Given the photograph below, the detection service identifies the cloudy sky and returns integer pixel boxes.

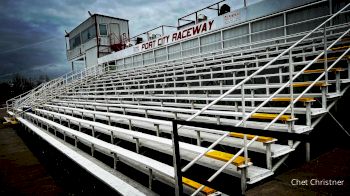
[0,0,255,81]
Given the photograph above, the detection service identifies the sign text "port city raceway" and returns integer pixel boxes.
[139,20,214,51]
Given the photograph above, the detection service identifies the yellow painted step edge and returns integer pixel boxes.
[272,97,315,102]
[317,55,350,62]
[205,150,248,166]
[230,132,274,143]
[304,68,344,74]
[182,177,216,195]
[251,113,291,121]
[330,45,350,51]
[3,117,18,125]
[292,81,327,87]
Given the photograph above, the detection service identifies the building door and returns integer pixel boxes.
[109,23,120,44]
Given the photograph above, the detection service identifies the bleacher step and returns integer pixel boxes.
[304,68,344,74]
[250,113,292,122]
[292,81,327,87]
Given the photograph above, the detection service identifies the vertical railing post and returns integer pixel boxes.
[243,134,248,165]
[241,83,246,126]
[289,50,294,119]
[324,24,328,92]
[171,121,183,196]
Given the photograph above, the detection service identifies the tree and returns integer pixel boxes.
[11,73,35,97]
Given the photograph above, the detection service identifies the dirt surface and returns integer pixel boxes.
[0,125,63,195]
[247,148,350,196]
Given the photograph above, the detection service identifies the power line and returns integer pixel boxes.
[0,35,62,55]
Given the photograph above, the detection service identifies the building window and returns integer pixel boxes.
[82,25,96,43]
[69,34,81,49]
[99,24,108,36]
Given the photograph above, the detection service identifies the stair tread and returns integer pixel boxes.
[304,68,344,73]
[229,132,275,143]
[271,97,315,102]
[330,45,350,51]
[205,150,249,166]
[292,81,327,87]
[251,113,291,121]
[317,55,350,62]
[182,177,217,195]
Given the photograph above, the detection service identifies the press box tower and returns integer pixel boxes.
[65,13,130,70]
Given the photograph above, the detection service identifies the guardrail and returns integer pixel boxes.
[171,119,311,195]
[6,63,107,115]
[171,3,350,195]
[182,2,350,129]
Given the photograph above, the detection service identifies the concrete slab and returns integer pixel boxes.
[247,148,350,196]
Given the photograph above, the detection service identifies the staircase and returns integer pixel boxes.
[6,2,350,195]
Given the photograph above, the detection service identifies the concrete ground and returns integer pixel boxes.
[0,122,63,195]
[247,148,350,196]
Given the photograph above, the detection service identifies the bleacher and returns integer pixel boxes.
[6,0,350,195]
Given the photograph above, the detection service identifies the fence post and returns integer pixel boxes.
[324,24,328,92]
[172,121,183,196]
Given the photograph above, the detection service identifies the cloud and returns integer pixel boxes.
[0,0,253,82]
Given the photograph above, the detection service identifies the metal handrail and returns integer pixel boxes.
[110,22,349,85]
[99,0,331,69]
[7,62,106,114]
[236,27,350,128]
[191,135,259,195]
[182,2,350,126]
[183,4,350,195]
[264,44,350,130]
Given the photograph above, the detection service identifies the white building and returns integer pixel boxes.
[65,13,130,70]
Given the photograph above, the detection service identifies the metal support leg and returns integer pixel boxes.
[336,71,341,94]
[235,102,239,120]
[145,110,148,118]
[321,86,327,110]
[110,131,114,144]
[129,120,132,130]
[287,121,294,147]
[134,138,140,153]
[92,126,95,137]
[305,102,312,126]
[306,142,310,162]
[91,144,95,157]
[216,116,220,125]
[74,136,78,147]
[196,130,201,146]
[240,167,247,195]
[265,77,270,96]
[113,153,118,170]
[265,143,272,170]
[279,67,283,83]
[149,168,153,189]
[155,124,160,137]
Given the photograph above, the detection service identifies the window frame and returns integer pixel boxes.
[99,23,108,36]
